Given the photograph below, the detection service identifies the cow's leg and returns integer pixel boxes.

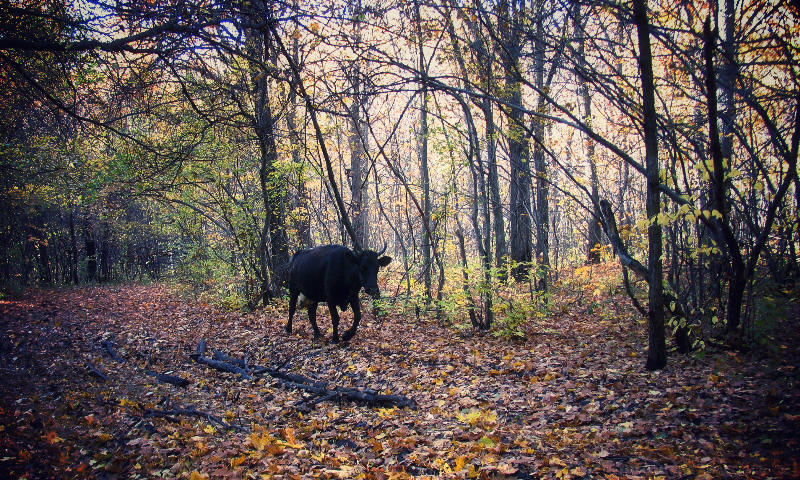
[286,289,298,334]
[308,302,322,339]
[327,302,341,343]
[342,295,361,343]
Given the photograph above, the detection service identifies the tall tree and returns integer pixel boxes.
[414,0,433,302]
[499,0,532,280]
[346,2,370,249]
[633,0,666,370]
[244,0,290,302]
[574,2,603,264]
[532,0,550,291]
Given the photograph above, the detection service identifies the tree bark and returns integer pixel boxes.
[99,220,111,282]
[286,14,311,248]
[703,18,746,333]
[633,0,666,371]
[68,210,79,284]
[532,0,550,291]
[414,0,432,303]
[347,39,369,250]
[84,220,96,282]
[248,1,289,302]
[574,2,603,264]
[500,0,532,281]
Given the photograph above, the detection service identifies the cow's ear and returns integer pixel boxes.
[378,256,392,267]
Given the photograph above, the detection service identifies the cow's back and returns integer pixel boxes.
[289,245,359,303]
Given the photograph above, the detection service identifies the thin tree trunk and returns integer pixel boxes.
[286,15,311,248]
[100,220,111,282]
[348,79,369,248]
[249,4,289,302]
[414,0,432,303]
[532,0,549,291]
[84,220,96,282]
[703,18,746,333]
[68,210,79,284]
[455,226,479,328]
[574,2,602,264]
[633,0,666,371]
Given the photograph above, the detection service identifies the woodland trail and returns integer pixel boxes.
[1,282,799,479]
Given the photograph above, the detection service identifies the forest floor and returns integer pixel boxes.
[1,267,799,479]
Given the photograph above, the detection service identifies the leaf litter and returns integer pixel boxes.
[0,280,798,479]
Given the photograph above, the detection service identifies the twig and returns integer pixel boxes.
[85,362,108,382]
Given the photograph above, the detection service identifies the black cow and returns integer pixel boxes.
[286,244,391,343]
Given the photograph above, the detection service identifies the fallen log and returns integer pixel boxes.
[144,369,191,388]
[101,339,124,362]
[193,355,252,380]
[254,367,327,388]
[269,373,416,409]
[85,362,108,382]
[212,349,248,369]
[198,342,417,410]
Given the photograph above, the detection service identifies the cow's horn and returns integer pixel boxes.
[377,243,387,256]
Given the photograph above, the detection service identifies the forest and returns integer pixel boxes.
[1,0,799,478]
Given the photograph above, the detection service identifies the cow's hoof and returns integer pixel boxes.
[331,336,340,344]
[285,326,292,335]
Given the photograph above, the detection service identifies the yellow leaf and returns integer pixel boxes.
[454,455,468,471]
[230,455,245,468]
[456,409,482,425]
[250,432,272,451]
[203,425,217,434]
[434,458,453,473]
[311,452,326,462]
[190,471,209,480]
[278,427,304,449]
[377,407,397,418]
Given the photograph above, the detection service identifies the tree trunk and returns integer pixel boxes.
[36,229,52,285]
[348,77,369,249]
[84,220,96,282]
[718,0,737,172]
[532,0,549,291]
[249,3,289,302]
[574,2,603,264]
[633,0,666,371]
[500,0,532,281]
[68,210,79,284]
[414,0,432,303]
[703,18,746,333]
[286,21,311,248]
[455,226,479,328]
[99,220,111,282]
[484,97,506,270]
[446,3,493,329]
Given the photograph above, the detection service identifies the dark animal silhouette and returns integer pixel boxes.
[286,244,391,342]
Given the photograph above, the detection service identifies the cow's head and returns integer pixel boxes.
[357,244,392,298]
